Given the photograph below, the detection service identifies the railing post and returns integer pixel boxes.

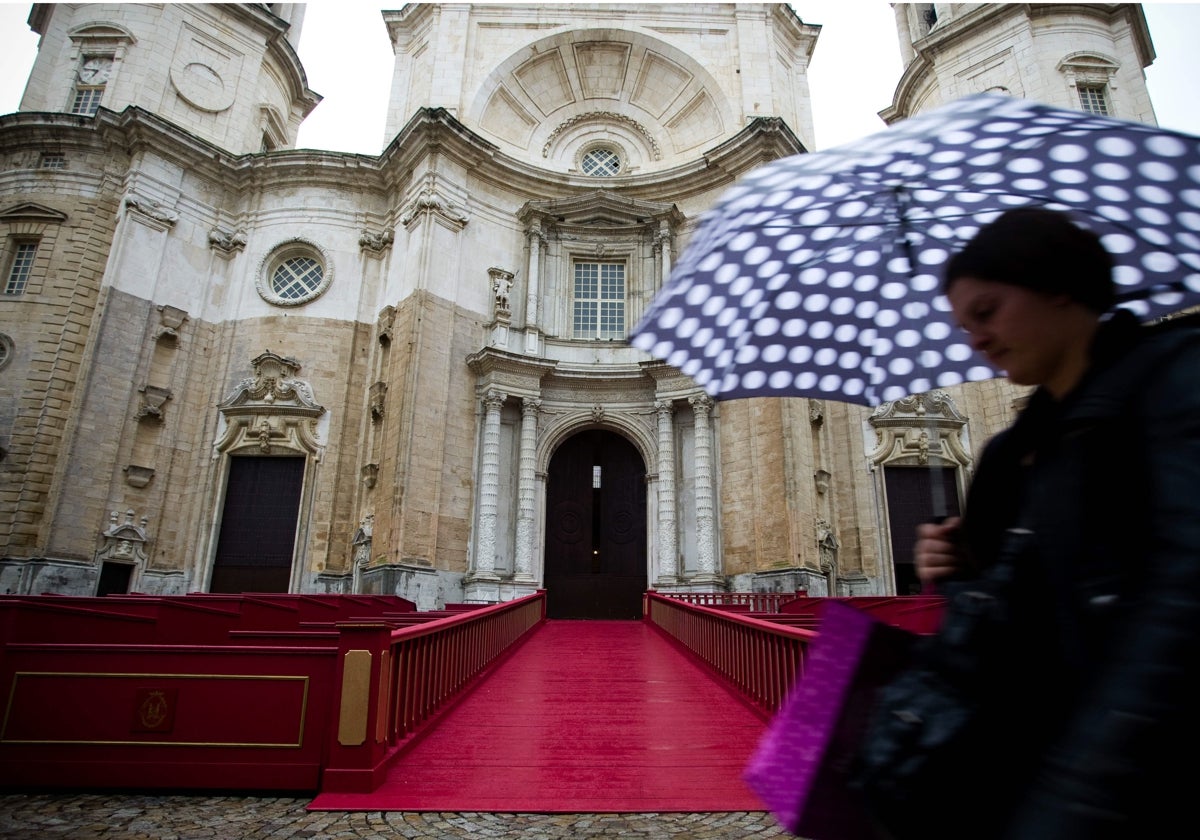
[322,621,393,793]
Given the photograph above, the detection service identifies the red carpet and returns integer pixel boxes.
[309,620,770,812]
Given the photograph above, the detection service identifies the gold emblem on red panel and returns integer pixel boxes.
[132,687,177,733]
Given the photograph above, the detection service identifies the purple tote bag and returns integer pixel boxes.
[744,601,915,839]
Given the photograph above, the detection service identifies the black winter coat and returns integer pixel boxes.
[955,310,1200,840]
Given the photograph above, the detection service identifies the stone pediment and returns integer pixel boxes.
[0,203,68,223]
[214,352,325,460]
[68,22,137,42]
[869,389,967,428]
[217,351,324,418]
[867,390,971,467]
[519,190,681,229]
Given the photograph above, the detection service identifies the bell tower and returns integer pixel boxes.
[883,3,1157,126]
[17,2,319,154]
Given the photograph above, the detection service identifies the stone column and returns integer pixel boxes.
[524,222,543,356]
[514,397,540,581]
[655,400,678,584]
[473,389,505,580]
[690,394,719,581]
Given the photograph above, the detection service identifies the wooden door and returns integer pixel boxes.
[210,456,305,593]
[884,465,961,595]
[544,430,646,619]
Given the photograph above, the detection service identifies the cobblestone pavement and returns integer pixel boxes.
[0,794,790,839]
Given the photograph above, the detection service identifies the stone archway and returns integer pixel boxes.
[207,351,326,593]
[543,429,646,619]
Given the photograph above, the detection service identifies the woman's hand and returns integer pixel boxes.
[915,516,967,589]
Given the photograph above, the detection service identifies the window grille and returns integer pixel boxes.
[39,153,66,169]
[573,262,626,339]
[271,256,324,301]
[1077,84,1110,116]
[5,241,37,295]
[581,147,621,177]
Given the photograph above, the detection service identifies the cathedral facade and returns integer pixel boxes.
[0,4,1158,615]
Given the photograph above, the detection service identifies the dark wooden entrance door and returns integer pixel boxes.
[884,465,961,595]
[210,456,305,593]
[544,430,646,619]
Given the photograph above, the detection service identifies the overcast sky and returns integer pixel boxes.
[1,2,1198,154]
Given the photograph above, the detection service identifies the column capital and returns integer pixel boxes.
[689,393,714,415]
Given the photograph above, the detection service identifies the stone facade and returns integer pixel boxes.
[0,3,1157,608]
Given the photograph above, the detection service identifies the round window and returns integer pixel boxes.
[0,333,12,371]
[273,255,322,301]
[256,240,332,306]
[581,146,621,177]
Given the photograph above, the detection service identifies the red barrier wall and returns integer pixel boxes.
[0,593,419,792]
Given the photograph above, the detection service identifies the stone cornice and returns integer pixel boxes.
[0,105,805,209]
[237,5,321,116]
[380,108,806,205]
[697,116,807,186]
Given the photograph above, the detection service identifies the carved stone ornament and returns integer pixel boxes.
[814,469,831,495]
[156,305,188,344]
[361,463,379,489]
[377,306,396,346]
[369,382,387,423]
[542,111,662,161]
[817,518,840,577]
[136,385,172,422]
[867,389,972,468]
[399,184,469,230]
[352,514,374,568]
[123,464,155,488]
[96,509,149,566]
[208,226,247,255]
[489,267,514,315]
[214,351,326,460]
[359,228,394,253]
[124,193,178,227]
[808,398,824,426]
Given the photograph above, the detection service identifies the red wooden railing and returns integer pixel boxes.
[777,595,946,634]
[1,588,942,795]
[654,590,806,613]
[0,591,545,794]
[321,590,546,793]
[645,592,946,718]
[644,591,815,718]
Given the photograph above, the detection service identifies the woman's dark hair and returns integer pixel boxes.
[942,207,1115,313]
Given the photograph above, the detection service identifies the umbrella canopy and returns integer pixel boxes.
[630,93,1200,406]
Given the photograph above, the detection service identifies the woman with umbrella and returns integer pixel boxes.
[883,207,1200,840]
[632,93,1200,839]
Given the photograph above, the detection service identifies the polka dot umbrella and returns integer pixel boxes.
[630,92,1200,406]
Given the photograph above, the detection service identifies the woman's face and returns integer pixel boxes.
[947,275,1092,395]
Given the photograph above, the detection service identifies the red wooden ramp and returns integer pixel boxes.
[309,620,769,813]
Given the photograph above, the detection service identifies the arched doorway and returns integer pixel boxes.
[544,429,646,619]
